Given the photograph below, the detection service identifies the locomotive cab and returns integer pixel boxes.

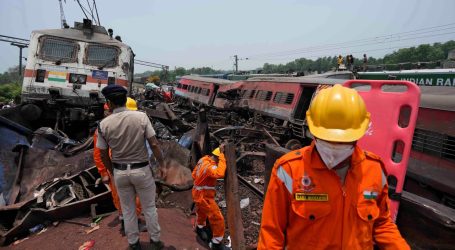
[20,20,134,139]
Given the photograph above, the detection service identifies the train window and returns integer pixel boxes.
[274,92,295,104]
[412,128,455,161]
[256,91,264,100]
[285,93,294,104]
[182,84,188,90]
[256,90,273,101]
[86,44,119,68]
[198,87,202,94]
[274,92,285,103]
[206,89,210,96]
[39,37,78,63]
[189,86,194,92]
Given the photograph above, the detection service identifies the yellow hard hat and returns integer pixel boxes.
[126,97,138,111]
[306,84,370,142]
[212,147,221,157]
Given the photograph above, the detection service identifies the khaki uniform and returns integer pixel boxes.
[97,107,160,244]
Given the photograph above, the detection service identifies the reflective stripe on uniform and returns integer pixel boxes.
[193,185,216,190]
[276,165,293,194]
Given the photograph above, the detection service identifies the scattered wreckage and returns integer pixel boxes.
[0,107,194,245]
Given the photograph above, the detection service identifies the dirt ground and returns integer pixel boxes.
[2,208,207,250]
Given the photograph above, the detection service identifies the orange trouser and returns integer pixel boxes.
[107,171,142,216]
[195,195,225,238]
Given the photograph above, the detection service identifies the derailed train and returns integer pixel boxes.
[175,74,455,248]
[176,74,353,149]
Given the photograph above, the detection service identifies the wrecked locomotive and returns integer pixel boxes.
[20,19,134,138]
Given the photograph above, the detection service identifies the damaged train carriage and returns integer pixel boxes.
[176,75,346,149]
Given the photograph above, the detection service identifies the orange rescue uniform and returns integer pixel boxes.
[258,142,410,250]
[192,154,227,239]
[93,131,141,215]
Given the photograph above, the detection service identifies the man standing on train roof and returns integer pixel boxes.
[337,55,344,71]
[93,98,145,235]
[97,85,165,250]
[258,84,410,250]
[192,145,230,250]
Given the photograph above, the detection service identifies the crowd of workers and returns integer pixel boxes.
[93,83,409,250]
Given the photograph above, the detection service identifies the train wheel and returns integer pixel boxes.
[20,104,42,121]
[285,139,302,150]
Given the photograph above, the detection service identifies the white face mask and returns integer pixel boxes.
[315,139,355,169]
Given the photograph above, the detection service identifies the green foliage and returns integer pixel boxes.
[135,66,226,83]
[0,83,21,103]
[0,66,23,103]
[0,66,23,85]
[262,40,455,74]
[136,40,455,81]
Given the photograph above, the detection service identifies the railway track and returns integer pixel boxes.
[237,174,264,200]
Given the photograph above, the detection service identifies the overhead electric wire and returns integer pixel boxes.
[246,31,455,62]
[251,42,452,62]
[246,22,455,60]
[249,29,455,60]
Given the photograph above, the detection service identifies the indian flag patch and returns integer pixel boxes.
[48,71,67,83]
[363,190,379,199]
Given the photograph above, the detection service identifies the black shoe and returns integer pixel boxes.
[209,242,230,250]
[129,241,142,250]
[196,227,209,242]
[204,226,213,241]
[150,240,164,250]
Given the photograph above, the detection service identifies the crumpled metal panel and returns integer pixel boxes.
[0,117,30,205]
[0,166,112,246]
[16,148,95,202]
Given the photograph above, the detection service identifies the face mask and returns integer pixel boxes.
[315,139,354,169]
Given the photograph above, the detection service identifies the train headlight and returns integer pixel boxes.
[69,73,87,85]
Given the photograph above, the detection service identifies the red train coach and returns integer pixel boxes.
[175,75,235,106]
[236,77,344,121]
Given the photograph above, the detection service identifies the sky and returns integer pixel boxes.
[0,0,454,73]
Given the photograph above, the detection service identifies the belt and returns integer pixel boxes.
[112,161,149,170]
[193,185,216,191]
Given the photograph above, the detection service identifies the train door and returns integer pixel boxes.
[293,86,317,120]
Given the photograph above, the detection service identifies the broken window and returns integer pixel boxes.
[86,44,119,68]
[39,36,78,63]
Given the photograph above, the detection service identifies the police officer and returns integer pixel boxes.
[258,85,410,249]
[97,85,164,250]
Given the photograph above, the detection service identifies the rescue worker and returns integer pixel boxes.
[337,55,344,70]
[97,85,165,250]
[258,84,410,250]
[192,145,229,250]
[93,98,143,234]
